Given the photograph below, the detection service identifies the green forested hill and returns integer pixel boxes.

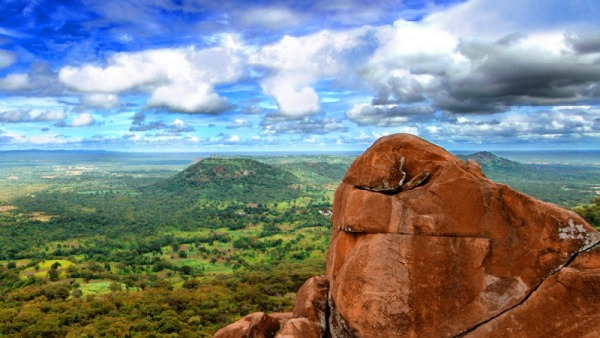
[153,157,302,203]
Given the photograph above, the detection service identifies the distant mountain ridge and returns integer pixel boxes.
[458,151,522,170]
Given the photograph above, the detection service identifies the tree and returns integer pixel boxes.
[180,265,192,275]
[109,281,122,292]
[47,268,59,281]
[7,261,16,269]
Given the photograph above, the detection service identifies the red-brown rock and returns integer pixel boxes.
[291,275,329,335]
[276,318,321,338]
[467,244,600,337]
[327,133,600,337]
[214,312,286,338]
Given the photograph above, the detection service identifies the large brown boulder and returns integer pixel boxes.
[216,133,600,337]
[327,133,600,337]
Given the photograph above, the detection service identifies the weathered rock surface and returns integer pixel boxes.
[216,133,600,338]
[213,312,287,338]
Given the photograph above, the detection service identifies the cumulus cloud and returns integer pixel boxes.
[261,114,347,134]
[0,73,30,91]
[0,109,67,123]
[71,113,96,127]
[147,82,233,114]
[58,36,244,114]
[565,29,600,54]
[81,93,120,109]
[346,103,435,126]
[55,113,96,127]
[0,110,32,122]
[34,111,66,121]
[252,28,369,117]
[0,63,61,95]
[227,118,252,129]
[356,13,600,123]
[171,118,194,132]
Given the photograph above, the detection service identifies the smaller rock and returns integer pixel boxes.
[292,275,329,335]
[214,312,284,338]
[276,318,321,338]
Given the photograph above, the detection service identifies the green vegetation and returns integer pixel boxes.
[0,150,598,337]
[574,197,600,227]
[461,151,600,208]
[0,152,351,337]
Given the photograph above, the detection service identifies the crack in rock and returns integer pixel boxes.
[455,240,600,338]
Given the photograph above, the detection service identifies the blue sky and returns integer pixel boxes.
[1,0,600,152]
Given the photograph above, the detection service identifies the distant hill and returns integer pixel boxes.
[153,157,301,202]
[458,151,522,171]
[279,161,351,185]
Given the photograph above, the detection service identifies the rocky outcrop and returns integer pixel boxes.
[214,312,288,338]
[216,134,600,337]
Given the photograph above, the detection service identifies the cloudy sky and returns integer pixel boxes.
[1,0,600,152]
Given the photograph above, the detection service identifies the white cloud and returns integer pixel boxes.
[0,63,61,95]
[171,118,194,132]
[261,79,320,117]
[34,111,66,121]
[252,28,368,117]
[227,118,252,128]
[357,11,600,119]
[81,93,120,109]
[0,110,31,122]
[58,35,245,114]
[227,134,240,142]
[0,73,30,91]
[0,130,69,145]
[147,81,230,113]
[29,135,68,145]
[0,50,16,69]
[420,107,600,144]
[70,113,95,127]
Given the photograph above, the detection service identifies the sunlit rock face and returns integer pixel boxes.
[216,133,600,338]
[327,133,600,337]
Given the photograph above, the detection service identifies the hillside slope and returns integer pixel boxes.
[458,151,522,171]
[153,157,301,203]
